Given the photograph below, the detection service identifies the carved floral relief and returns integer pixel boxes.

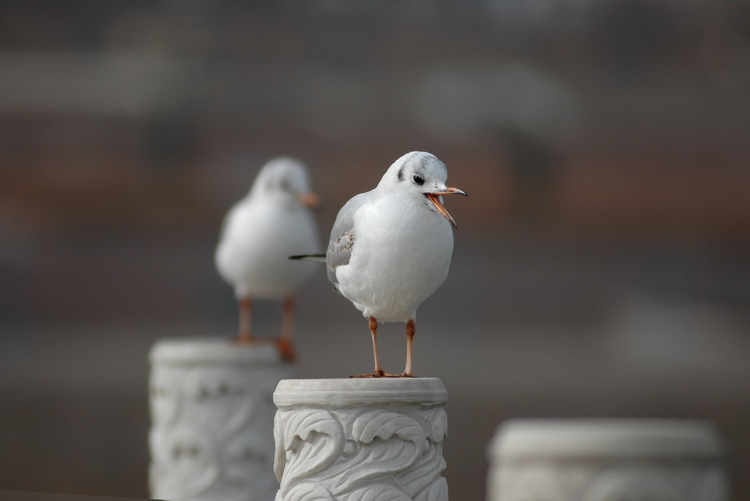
[149,349,291,501]
[274,404,448,501]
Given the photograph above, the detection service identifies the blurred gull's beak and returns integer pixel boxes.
[425,187,467,229]
[298,192,320,210]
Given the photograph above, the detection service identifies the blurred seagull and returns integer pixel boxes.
[216,157,321,361]
[292,151,466,377]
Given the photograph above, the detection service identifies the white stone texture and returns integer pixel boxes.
[273,378,449,501]
[149,338,293,501]
[487,419,729,501]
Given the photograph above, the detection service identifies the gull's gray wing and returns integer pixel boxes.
[326,191,372,285]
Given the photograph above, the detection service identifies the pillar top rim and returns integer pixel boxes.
[274,377,448,408]
[150,337,285,365]
[489,418,725,460]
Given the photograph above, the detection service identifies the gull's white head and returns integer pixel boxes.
[250,157,319,209]
[379,151,467,228]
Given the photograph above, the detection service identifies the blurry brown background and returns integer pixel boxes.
[1,1,749,499]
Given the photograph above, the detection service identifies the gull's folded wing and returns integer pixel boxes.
[325,191,372,285]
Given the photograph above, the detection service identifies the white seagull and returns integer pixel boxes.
[295,151,466,377]
[215,157,321,361]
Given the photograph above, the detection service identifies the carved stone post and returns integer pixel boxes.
[149,338,293,501]
[273,378,449,501]
[487,419,729,501]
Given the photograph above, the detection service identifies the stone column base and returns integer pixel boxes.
[487,418,729,501]
[149,337,293,501]
[273,378,449,501]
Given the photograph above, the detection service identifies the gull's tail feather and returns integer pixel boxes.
[289,253,327,263]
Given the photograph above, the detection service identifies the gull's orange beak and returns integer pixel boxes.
[297,192,320,210]
[425,187,467,229]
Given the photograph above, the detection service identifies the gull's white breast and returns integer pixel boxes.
[335,192,454,321]
[215,199,320,299]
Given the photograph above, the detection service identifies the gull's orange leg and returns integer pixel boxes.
[402,319,416,377]
[351,317,399,378]
[237,297,254,344]
[278,295,297,363]
[370,316,384,376]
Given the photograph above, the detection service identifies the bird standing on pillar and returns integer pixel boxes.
[215,157,321,361]
[295,152,466,377]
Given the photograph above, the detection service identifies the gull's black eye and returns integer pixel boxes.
[413,175,425,186]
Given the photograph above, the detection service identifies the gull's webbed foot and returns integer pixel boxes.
[349,371,402,378]
[235,333,257,345]
[277,337,297,363]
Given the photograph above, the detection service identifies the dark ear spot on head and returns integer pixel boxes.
[397,166,404,181]
[418,156,431,171]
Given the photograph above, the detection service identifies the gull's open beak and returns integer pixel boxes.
[298,192,321,210]
[425,187,467,229]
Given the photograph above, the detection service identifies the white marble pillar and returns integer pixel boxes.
[273,378,449,501]
[487,418,729,501]
[149,337,293,501]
